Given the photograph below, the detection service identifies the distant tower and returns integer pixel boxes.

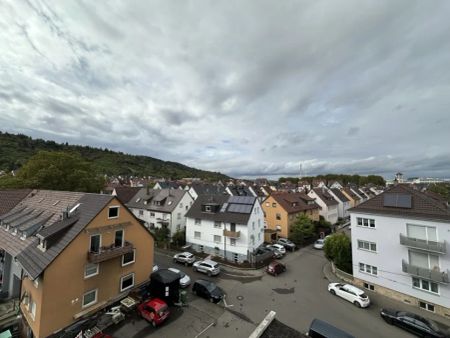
[299,163,303,179]
[395,172,404,183]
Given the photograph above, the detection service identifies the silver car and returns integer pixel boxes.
[193,259,220,276]
[168,268,191,287]
[173,252,196,266]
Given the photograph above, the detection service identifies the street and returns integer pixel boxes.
[108,245,417,338]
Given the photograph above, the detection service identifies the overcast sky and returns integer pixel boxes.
[1,1,449,179]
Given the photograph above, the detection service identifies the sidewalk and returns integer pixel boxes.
[322,261,448,325]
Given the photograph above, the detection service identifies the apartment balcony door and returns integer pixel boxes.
[409,250,439,270]
[230,223,236,232]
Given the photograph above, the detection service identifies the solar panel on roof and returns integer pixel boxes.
[227,203,253,214]
[228,196,255,205]
[383,193,412,208]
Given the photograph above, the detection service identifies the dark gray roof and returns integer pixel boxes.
[190,183,226,196]
[331,189,350,203]
[17,193,114,280]
[113,186,141,204]
[185,195,256,224]
[227,185,255,197]
[349,184,450,221]
[312,188,339,206]
[126,188,188,213]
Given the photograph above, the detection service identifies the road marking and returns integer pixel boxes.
[222,296,234,308]
[194,322,215,338]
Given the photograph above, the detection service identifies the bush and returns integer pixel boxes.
[323,233,352,273]
[171,229,186,247]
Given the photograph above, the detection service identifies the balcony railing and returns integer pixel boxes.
[156,217,170,224]
[402,260,449,284]
[88,241,134,264]
[399,234,446,254]
[223,229,241,238]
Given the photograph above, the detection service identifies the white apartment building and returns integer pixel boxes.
[308,188,339,224]
[327,188,351,219]
[350,184,450,318]
[185,195,264,263]
[126,188,194,236]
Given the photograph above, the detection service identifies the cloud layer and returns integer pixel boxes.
[1,0,449,179]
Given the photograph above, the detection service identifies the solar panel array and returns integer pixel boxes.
[228,196,256,205]
[383,193,412,208]
[227,203,253,214]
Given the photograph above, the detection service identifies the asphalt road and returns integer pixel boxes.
[153,247,414,338]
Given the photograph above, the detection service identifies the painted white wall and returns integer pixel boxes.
[307,190,339,224]
[185,200,264,257]
[350,211,450,309]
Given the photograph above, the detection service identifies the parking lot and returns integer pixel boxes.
[105,244,446,338]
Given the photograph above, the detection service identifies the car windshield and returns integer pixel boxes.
[422,318,440,332]
[206,283,218,292]
[359,293,368,299]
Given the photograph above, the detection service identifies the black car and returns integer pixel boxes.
[380,308,450,338]
[192,279,224,303]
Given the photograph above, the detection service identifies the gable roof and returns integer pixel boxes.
[312,188,339,206]
[17,193,114,280]
[331,188,350,203]
[343,187,361,201]
[185,195,257,224]
[349,184,450,221]
[113,186,141,204]
[126,188,187,213]
[190,183,226,196]
[0,189,32,216]
[270,192,319,214]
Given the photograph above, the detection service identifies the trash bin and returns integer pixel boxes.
[180,290,187,304]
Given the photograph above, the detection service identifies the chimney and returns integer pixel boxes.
[146,185,150,195]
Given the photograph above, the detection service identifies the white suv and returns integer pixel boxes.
[193,259,220,276]
[173,252,196,266]
[328,283,370,308]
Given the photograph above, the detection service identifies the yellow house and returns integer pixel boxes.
[262,192,320,242]
[340,187,362,208]
[6,191,155,338]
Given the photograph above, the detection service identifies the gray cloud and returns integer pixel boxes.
[1,0,450,179]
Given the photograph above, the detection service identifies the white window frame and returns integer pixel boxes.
[108,206,120,219]
[412,277,439,294]
[214,221,221,228]
[120,273,135,292]
[357,240,377,253]
[122,249,136,267]
[177,213,181,220]
[230,238,236,246]
[194,231,201,239]
[356,217,375,229]
[195,218,201,225]
[359,262,378,276]
[419,301,435,313]
[84,263,99,279]
[82,289,98,308]
[214,235,221,244]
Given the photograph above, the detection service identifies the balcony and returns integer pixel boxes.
[88,241,134,264]
[223,229,241,238]
[402,260,449,284]
[156,217,170,224]
[399,234,446,254]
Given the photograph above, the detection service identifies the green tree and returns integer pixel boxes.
[323,233,352,273]
[0,151,105,192]
[289,214,315,246]
[172,229,186,247]
[428,183,450,202]
[153,226,170,246]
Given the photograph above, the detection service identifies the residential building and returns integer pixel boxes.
[262,193,320,241]
[188,183,226,200]
[341,187,362,207]
[126,188,194,235]
[0,190,154,338]
[185,195,264,263]
[307,188,339,224]
[225,185,257,197]
[111,186,141,204]
[328,188,351,219]
[350,184,450,318]
[153,181,182,190]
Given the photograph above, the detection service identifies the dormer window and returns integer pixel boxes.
[205,205,211,212]
[38,239,47,252]
[20,232,27,240]
[168,201,173,206]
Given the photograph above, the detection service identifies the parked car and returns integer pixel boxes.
[308,319,356,338]
[277,238,296,251]
[193,259,220,276]
[380,309,450,338]
[152,265,159,273]
[264,246,284,259]
[137,298,170,327]
[266,260,286,276]
[328,283,370,308]
[168,268,191,288]
[313,239,325,249]
[192,279,224,303]
[173,252,196,266]
[269,243,286,255]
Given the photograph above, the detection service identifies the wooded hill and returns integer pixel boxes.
[0,131,229,181]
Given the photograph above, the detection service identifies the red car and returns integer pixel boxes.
[266,260,286,276]
[137,298,170,327]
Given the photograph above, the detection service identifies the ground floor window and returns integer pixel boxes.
[120,273,135,292]
[82,289,98,308]
[233,253,239,263]
[419,301,435,312]
[363,282,375,291]
[412,277,438,294]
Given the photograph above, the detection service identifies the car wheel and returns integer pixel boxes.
[353,301,361,308]
[207,271,212,277]
[193,267,197,272]
[384,317,393,325]
[173,258,177,263]
[209,297,214,303]
[330,289,336,295]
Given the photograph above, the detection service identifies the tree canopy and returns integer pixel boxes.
[279,174,385,186]
[323,233,352,273]
[428,183,450,202]
[0,151,105,192]
[289,214,316,245]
